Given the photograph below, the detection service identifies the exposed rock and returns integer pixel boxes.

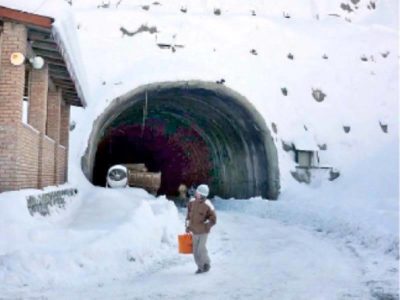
[340,3,353,12]
[291,169,311,184]
[214,8,221,15]
[250,49,258,55]
[329,169,340,181]
[312,88,326,102]
[282,140,294,152]
[343,126,351,133]
[120,25,158,37]
[281,87,288,96]
[271,122,278,134]
[157,43,184,52]
[368,1,376,9]
[287,53,294,60]
[97,1,110,8]
[379,122,388,133]
[318,144,327,150]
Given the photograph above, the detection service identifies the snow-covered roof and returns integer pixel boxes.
[292,132,319,151]
[0,3,88,107]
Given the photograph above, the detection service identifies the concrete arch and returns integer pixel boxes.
[82,81,280,199]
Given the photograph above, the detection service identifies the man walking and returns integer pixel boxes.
[185,184,217,274]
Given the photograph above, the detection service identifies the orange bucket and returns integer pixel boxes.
[178,233,193,254]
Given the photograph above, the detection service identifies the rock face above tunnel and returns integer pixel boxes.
[82,81,280,200]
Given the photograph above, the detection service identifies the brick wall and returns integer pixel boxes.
[0,21,72,192]
[57,145,67,184]
[46,89,61,141]
[0,22,27,192]
[60,101,70,182]
[47,89,62,184]
[39,135,56,188]
[15,123,40,189]
[0,24,2,69]
[28,66,48,133]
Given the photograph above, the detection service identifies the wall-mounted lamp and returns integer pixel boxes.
[10,52,25,66]
[10,52,45,69]
[29,56,45,69]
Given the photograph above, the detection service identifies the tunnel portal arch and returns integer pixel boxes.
[82,81,280,199]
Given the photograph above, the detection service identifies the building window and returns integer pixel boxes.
[22,68,31,123]
[295,150,314,168]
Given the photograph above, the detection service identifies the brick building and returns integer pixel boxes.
[0,6,86,192]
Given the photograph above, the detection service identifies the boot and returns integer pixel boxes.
[203,263,210,272]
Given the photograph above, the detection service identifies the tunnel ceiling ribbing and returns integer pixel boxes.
[83,81,280,199]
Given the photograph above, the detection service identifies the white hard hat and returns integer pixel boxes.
[196,184,209,197]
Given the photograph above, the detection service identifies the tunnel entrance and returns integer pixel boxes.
[83,81,280,199]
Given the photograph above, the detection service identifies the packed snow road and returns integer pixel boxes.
[115,213,372,300]
[31,212,370,299]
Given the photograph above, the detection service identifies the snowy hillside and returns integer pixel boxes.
[0,0,398,299]
[73,0,397,196]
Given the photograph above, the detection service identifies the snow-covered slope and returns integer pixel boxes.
[68,0,398,201]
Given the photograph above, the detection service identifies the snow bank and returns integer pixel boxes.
[0,186,181,289]
[213,182,399,296]
[213,138,398,256]
[215,192,398,256]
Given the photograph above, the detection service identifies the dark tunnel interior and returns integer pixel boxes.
[86,83,279,199]
[93,118,212,196]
